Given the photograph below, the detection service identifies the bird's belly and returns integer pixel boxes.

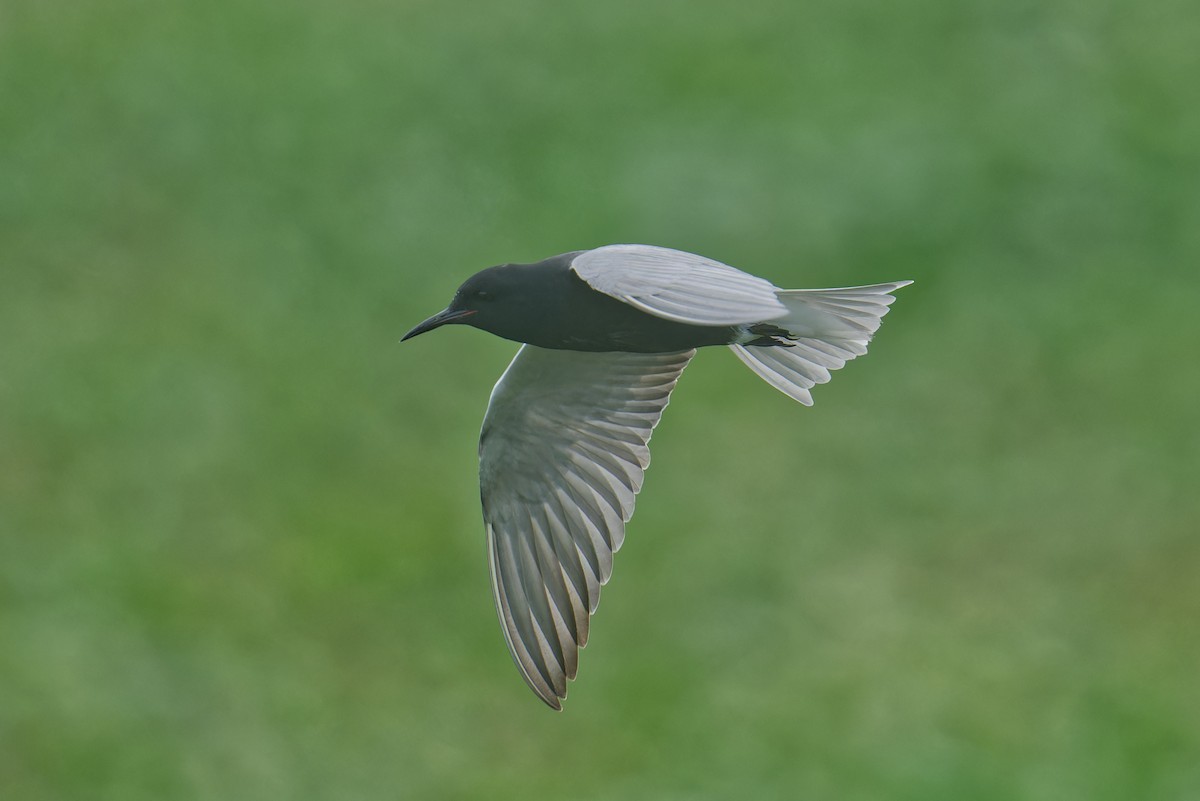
[548,319,737,353]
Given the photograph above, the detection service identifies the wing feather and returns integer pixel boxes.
[570,244,787,326]
[479,345,693,709]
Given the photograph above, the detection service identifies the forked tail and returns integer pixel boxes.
[729,281,912,405]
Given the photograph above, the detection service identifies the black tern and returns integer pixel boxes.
[403,244,912,709]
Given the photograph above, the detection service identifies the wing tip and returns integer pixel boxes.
[530,680,566,710]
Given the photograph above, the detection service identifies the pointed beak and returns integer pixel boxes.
[401,307,476,342]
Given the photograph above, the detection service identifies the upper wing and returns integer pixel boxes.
[478,345,694,709]
[570,244,787,326]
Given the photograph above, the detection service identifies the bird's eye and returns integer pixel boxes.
[475,290,491,301]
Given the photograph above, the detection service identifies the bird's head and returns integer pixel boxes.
[402,264,532,343]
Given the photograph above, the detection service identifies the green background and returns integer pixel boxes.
[3,1,1197,798]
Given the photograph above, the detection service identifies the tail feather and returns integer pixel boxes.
[730,281,911,405]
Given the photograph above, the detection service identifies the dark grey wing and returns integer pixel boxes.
[478,345,694,709]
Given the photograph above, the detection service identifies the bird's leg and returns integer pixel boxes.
[744,323,797,348]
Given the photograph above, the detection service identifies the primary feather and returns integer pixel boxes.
[479,345,694,709]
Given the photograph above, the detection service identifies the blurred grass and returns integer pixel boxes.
[2,0,1198,799]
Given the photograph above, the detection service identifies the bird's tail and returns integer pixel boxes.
[729,281,912,405]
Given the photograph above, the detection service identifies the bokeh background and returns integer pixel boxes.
[2,0,1198,798]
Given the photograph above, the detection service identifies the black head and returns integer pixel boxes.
[402,263,545,343]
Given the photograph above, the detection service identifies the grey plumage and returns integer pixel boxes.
[403,244,912,709]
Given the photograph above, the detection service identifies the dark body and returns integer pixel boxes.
[448,252,744,353]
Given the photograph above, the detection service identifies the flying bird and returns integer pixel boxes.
[402,244,911,709]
